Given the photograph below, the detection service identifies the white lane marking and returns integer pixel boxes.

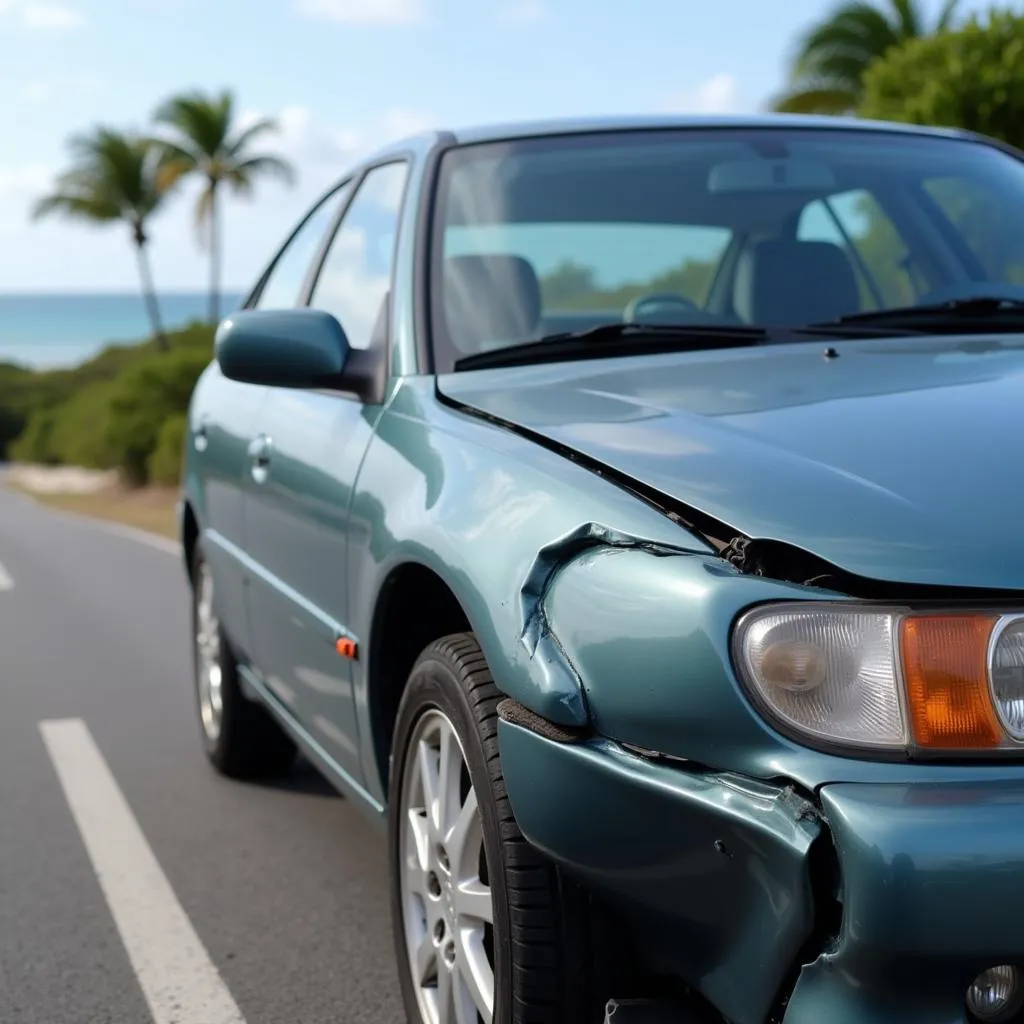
[0,560,12,590]
[39,719,247,1024]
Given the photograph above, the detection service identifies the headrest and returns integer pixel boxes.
[734,239,861,326]
[443,254,542,352]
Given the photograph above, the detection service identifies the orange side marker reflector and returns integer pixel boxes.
[901,615,1001,749]
[335,637,358,660]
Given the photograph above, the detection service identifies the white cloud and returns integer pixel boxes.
[295,0,422,25]
[500,0,545,23]
[0,0,83,30]
[660,73,744,115]
[22,81,49,102]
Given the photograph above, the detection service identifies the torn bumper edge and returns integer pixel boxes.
[496,714,826,1024]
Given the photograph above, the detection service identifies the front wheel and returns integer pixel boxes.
[388,633,600,1024]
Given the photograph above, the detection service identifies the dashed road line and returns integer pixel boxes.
[39,718,246,1024]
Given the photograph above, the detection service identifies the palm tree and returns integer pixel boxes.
[152,89,295,324]
[773,0,961,114]
[33,128,174,351]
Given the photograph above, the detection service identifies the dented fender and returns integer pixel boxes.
[518,523,693,724]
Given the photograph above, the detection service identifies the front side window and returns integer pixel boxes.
[430,128,1024,371]
[252,182,351,310]
[308,161,410,350]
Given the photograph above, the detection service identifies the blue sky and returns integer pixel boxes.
[0,0,992,292]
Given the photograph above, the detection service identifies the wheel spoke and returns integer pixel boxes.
[455,878,492,925]
[453,968,482,1024]
[437,724,463,840]
[412,932,436,986]
[446,786,479,880]
[407,808,431,877]
[417,738,441,836]
[436,963,454,1024]
[457,927,494,1021]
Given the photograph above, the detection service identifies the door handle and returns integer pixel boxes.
[193,418,209,453]
[247,434,273,484]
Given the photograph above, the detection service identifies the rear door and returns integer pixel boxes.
[195,182,350,661]
[243,160,411,787]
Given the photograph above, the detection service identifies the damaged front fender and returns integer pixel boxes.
[518,522,696,724]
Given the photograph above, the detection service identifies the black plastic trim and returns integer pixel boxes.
[414,132,458,376]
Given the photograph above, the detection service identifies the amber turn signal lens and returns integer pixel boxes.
[901,615,1002,749]
[335,637,358,660]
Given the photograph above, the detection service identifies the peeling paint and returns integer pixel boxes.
[518,522,697,721]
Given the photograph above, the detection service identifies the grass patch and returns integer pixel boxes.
[10,483,179,540]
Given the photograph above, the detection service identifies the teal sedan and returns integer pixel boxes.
[180,115,1024,1024]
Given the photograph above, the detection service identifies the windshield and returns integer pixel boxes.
[429,127,1024,371]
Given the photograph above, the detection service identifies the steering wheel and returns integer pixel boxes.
[624,293,700,324]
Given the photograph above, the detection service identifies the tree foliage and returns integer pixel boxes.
[859,9,1024,149]
[773,0,960,114]
[32,129,176,348]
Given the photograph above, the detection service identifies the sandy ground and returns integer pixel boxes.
[1,464,179,539]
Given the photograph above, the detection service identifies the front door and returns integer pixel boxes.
[244,159,411,787]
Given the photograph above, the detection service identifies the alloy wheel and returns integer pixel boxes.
[399,708,495,1024]
[194,561,223,743]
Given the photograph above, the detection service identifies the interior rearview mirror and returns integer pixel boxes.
[215,308,352,389]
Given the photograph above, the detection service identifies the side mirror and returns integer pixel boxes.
[215,308,351,389]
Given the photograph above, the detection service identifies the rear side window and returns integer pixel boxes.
[798,190,917,308]
[253,183,351,310]
[307,161,410,350]
[925,175,1024,285]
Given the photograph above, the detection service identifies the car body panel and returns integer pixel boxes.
[184,364,268,657]
[437,335,1024,591]
[243,388,383,780]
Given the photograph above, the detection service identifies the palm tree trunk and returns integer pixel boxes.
[208,179,221,324]
[134,235,168,352]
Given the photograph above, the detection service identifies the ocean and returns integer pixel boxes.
[0,292,246,370]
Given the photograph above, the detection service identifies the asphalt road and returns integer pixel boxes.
[0,486,405,1024]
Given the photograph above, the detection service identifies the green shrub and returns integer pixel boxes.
[3,323,215,477]
[860,10,1024,149]
[9,408,59,464]
[147,413,187,486]
[104,347,211,485]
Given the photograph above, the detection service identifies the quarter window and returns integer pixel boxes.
[253,183,351,310]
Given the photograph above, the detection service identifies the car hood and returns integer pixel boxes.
[437,336,1024,591]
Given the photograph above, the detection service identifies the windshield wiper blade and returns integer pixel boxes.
[452,322,768,371]
[814,295,1024,332]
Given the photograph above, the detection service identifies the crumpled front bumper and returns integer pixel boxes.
[498,716,1024,1024]
[786,781,1024,1024]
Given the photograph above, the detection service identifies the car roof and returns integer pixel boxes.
[363,113,977,167]
[446,113,972,145]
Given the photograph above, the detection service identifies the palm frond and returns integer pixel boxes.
[772,85,858,115]
[227,154,296,191]
[936,0,961,31]
[224,117,280,160]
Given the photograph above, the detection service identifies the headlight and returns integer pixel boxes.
[733,603,1024,754]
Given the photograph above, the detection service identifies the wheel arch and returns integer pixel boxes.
[181,498,200,581]
[365,559,474,795]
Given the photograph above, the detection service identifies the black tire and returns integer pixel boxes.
[388,632,603,1024]
[190,541,296,779]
